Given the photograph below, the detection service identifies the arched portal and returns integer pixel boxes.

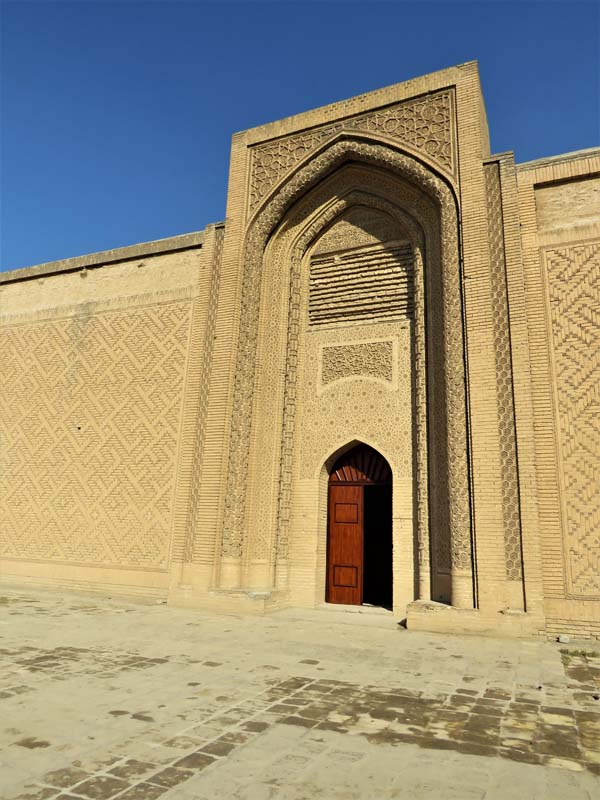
[218,136,474,612]
[327,444,393,608]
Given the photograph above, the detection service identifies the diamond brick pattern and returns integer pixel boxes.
[545,241,600,597]
[0,301,192,569]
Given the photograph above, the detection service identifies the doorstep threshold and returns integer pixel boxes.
[317,602,393,615]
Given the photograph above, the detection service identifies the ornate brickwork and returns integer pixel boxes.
[412,247,430,596]
[321,341,394,386]
[484,163,523,580]
[544,241,600,598]
[3,65,599,637]
[300,327,412,478]
[249,90,456,212]
[270,190,421,568]
[0,299,192,569]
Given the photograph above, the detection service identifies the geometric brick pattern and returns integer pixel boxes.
[249,90,455,212]
[484,163,523,580]
[544,241,600,598]
[0,300,191,570]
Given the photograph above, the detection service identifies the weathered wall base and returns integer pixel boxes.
[0,560,169,599]
[406,601,545,638]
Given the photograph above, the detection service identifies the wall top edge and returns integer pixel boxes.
[233,61,479,147]
[0,228,223,285]
[516,147,600,172]
[485,151,515,164]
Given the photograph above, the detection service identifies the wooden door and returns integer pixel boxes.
[326,484,363,605]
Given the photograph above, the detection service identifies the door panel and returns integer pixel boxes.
[333,565,359,587]
[327,484,363,604]
[334,503,359,523]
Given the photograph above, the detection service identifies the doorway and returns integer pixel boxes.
[326,444,393,608]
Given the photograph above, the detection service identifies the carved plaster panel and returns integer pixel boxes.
[320,340,395,388]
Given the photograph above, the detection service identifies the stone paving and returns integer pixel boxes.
[1,589,599,799]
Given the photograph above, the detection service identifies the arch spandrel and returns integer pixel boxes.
[219,137,473,609]
[245,133,460,246]
[247,87,459,217]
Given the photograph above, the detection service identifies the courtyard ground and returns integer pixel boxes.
[0,587,599,800]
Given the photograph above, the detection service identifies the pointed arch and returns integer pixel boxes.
[267,174,429,592]
[329,444,392,485]
[321,436,397,482]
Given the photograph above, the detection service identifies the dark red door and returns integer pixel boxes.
[326,484,363,604]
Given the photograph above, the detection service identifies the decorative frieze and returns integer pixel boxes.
[484,162,523,581]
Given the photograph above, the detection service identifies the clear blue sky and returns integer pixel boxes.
[1,0,599,271]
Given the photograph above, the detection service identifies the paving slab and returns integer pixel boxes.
[0,588,599,799]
